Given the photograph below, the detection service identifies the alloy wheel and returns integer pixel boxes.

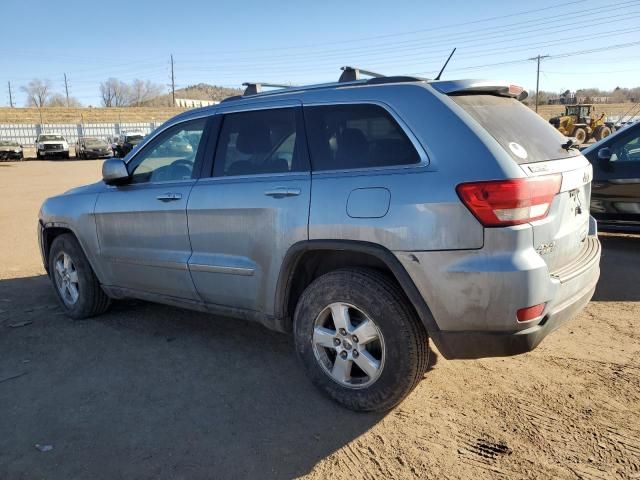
[312,302,385,389]
[53,252,80,305]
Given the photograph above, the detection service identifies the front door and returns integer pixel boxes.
[187,105,310,313]
[94,117,210,299]
[591,127,640,226]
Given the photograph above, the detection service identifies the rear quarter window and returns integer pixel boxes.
[451,95,579,164]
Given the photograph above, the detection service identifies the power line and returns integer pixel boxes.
[188,0,591,56]
[410,39,640,76]
[177,23,640,77]
[180,0,640,64]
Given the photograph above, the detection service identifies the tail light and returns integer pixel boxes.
[456,174,561,227]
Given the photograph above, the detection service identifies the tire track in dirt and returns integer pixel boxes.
[488,384,640,479]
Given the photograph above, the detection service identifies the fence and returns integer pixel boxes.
[0,122,164,146]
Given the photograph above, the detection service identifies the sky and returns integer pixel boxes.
[1,0,639,107]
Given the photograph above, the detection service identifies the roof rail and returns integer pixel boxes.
[242,82,295,96]
[339,66,385,82]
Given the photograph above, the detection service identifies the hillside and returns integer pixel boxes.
[143,83,243,107]
[0,107,188,124]
[0,102,634,125]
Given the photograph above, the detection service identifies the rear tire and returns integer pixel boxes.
[573,127,587,144]
[48,233,111,319]
[294,268,429,412]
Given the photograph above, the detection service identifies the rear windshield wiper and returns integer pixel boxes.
[561,139,580,151]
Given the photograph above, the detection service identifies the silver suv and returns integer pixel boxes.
[38,72,601,411]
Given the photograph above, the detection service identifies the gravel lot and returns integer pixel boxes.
[0,159,639,479]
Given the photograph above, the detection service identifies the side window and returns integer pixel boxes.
[129,118,207,184]
[214,108,304,176]
[611,133,640,163]
[304,104,421,171]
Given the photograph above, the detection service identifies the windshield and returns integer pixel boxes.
[86,139,107,147]
[126,135,144,143]
[452,94,580,163]
[39,135,65,142]
[0,141,19,147]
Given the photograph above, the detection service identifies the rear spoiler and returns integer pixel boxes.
[430,79,528,101]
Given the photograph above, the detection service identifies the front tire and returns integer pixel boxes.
[573,127,587,144]
[48,234,111,319]
[294,268,429,412]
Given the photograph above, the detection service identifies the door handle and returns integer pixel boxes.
[264,187,301,198]
[156,192,183,202]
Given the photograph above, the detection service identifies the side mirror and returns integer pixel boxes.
[102,158,130,185]
[597,147,612,161]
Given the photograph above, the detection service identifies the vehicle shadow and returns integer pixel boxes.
[0,274,436,479]
[592,233,640,302]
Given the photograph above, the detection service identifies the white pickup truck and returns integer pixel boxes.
[35,133,70,159]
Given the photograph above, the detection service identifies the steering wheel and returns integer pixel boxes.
[618,146,630,162]
[172,159,194,168]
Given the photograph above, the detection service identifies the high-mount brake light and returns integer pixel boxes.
[508,84,524,96]
[456,174,561,227]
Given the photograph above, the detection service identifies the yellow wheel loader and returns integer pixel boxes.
[548,104,611,144]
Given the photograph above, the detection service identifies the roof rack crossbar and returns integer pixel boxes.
[339,66,385,83]
[242,82,295,96]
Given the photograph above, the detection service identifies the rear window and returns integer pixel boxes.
[304,104,421,171]
[451,95,579,164]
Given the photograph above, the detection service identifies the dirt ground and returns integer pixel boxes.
[0,160,638,480]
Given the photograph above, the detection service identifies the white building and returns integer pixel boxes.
[175,98,219,108]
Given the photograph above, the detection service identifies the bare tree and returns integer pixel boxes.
[21,79,52,107]
[48,93,82,107]
[129,79,163,106]
[100,79,115,107]
[100,78,131,107]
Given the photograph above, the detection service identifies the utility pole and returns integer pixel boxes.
[64,73,70,107]
[170,54,175,107]
[8,81,14,108]
[528,54,549,113]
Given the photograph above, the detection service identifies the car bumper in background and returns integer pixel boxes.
[0,151,23,160]
[84,152,112,159]
[39,150,68,156]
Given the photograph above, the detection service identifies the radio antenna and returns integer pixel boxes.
[435,48,456,81]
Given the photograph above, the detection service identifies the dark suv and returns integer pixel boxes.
[114,132,145,157]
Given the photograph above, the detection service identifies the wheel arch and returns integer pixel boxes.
[275,240,440,335]
[40,222,96,276]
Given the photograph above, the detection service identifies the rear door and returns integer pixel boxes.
[186,103,311,313]
[589,126,640,226]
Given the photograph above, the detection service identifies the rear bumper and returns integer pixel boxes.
[431,269,598,359]
[396,226,601,360]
